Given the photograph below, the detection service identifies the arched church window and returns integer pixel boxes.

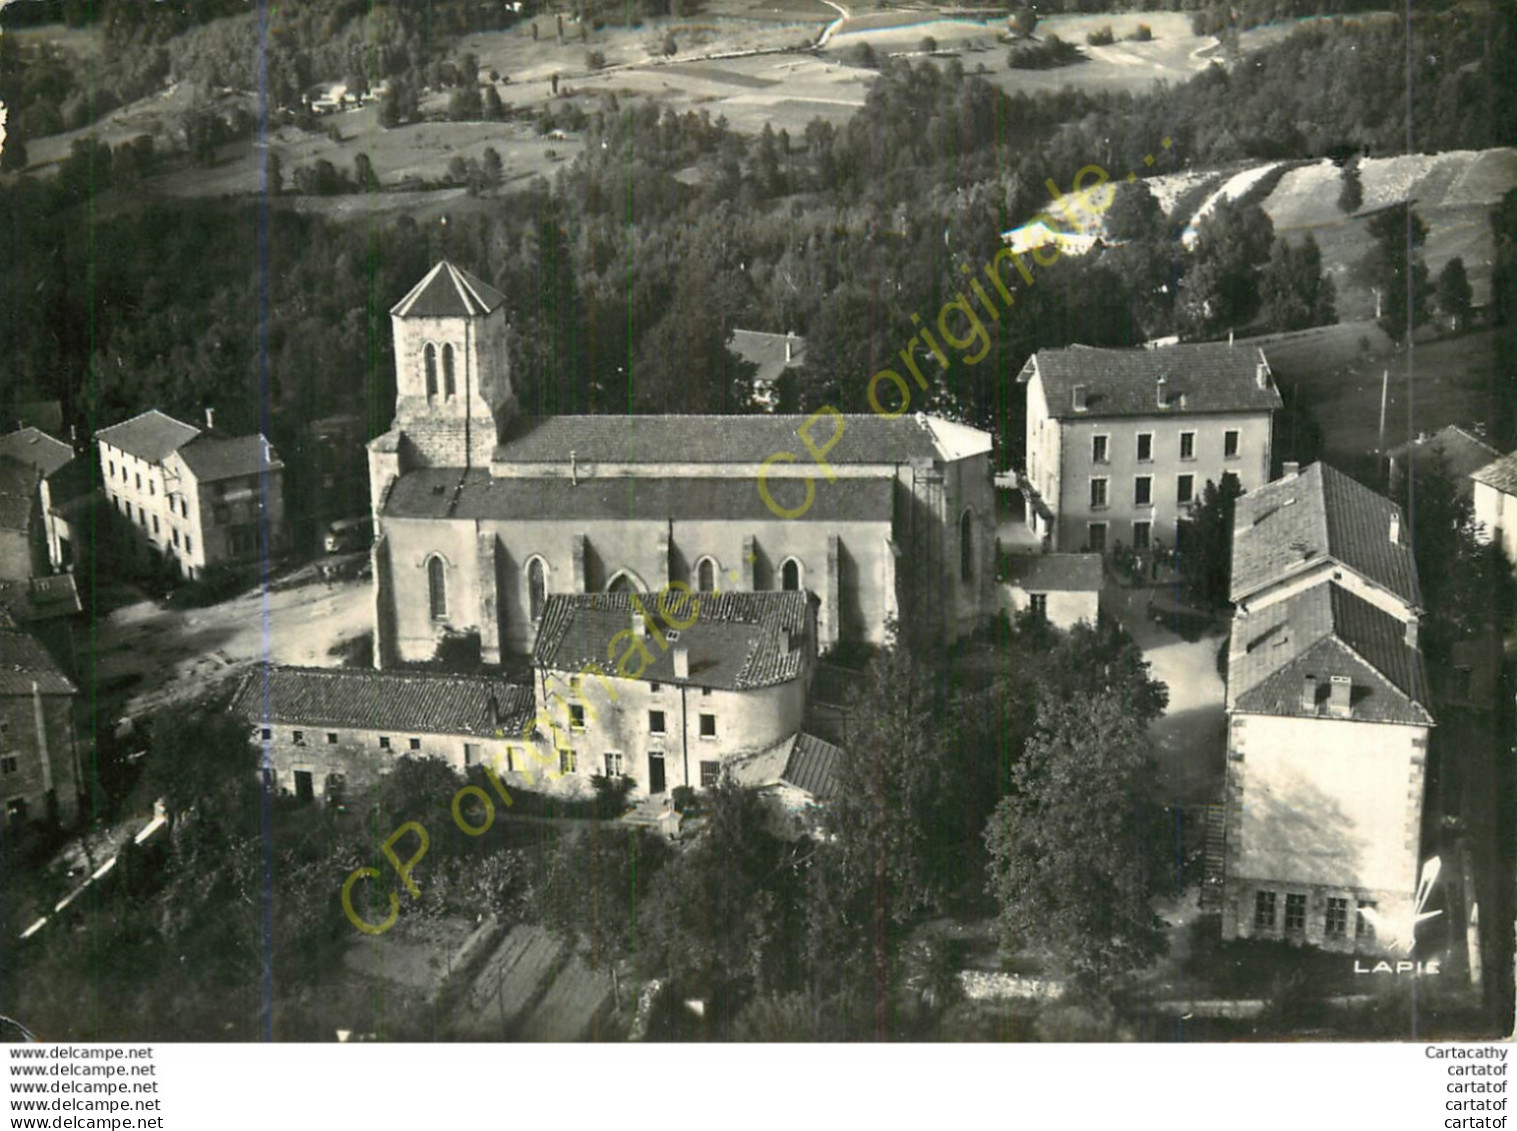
[428,556,447,620]
[696,557,716,593]
[424,343,438,400]
[528,558,547,621]
[960,508,974,584]
[443,344,457,399]
[781,558,802,592]
[607,573,634,595]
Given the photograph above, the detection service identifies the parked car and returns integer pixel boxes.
[324,516,373,554]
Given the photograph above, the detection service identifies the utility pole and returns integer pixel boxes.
[1377,368,1389,455]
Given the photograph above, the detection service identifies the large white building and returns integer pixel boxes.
[1019,342,1280,553]
[96,409,286,580]
[1221,462,1432,953]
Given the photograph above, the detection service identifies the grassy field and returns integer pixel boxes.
[1249,320,1498,472]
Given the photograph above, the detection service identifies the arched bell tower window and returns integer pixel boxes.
[527,557,547,622]
[427,556,448,620]
[442,343,457,399]
[607,572,635,595]
[424,343,438,400]
[696,557,717,593]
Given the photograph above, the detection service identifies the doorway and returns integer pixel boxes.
[648,752,666,795]
[294,770,314,803]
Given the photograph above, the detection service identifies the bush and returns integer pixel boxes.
[1007,34,1083,70]
[850,42,879,69]
[919,35,937,53]
[591,773,636,818]
[662,31,678,56]
[1087,25,1114,46]
[1128,23,1153,41]
[585,49,607,70]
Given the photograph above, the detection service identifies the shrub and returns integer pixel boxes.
[919,35,937,53]
[850,41,879,69]
[1007,34,1083,70]
[1128,23,1153,41]
[585,49,607,70]
[1086,25,1114,46]
[662,31,678,56]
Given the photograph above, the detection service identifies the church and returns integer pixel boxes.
[367,262,999,668]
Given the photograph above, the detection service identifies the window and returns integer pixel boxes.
[700,761,720,788]
[181,499,189,518]
[1224,430,1240,459]
[443,344,456,399]
[1134,476,1152,506]
[1133,521,1151,550]
[109,461,115,478]
[960,509,975,583]
[1285,892,1307,933]
[379,736,391,750]
[650,682,661,694]
[699,713,716,739]
[408,737,422,751]
[260,728,272,741]
[138,506,146,526]
[1087,522,1107,553]
[0,756,16,775]
[506,748,519,773]
[1091,434,1109,464]
[528,558,547,621]
[1029,593,1047,619]
[173,529,180,548]
[1325,897,1348,938]
[697,557,716,593]
[135,473,142,490]
[1180,431,1196,461]
[649,710,666,735]
[1089,478,1108,509]
[700,686,712,697]
[1254,890,1277,931]
[464,743,480,767]
[569,704,586,730]
[604,751,623,776]
[185,536,193,554]
[1177,474,1194,505]
[425,343,438,398]
[428,556,447,620]
[559,748,577,775]
[292,730,305,746]
[152,515,160,535]
[1136,433,1153,462]
[781,559,801,591]
[149,479,155,496]
[325,732,339,745]
[1356,901,1377,939]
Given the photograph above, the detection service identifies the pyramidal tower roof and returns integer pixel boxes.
[391,261,507,319]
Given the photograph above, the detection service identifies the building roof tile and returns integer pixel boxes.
[726,329,806,389]
[1471,449,1517,494]
[391,261,507,319]
[780,732,844,802]
[1019,342,1282,420]
[1231,463,1419,607]
[533,590,810,692]
[1387,425,1499,486]
[1229,582,1432,725]
[999,552,1103,592]
[0,458,38,533]
[0,428,74,479]
[229,665,534,738]
[383,468,894,525]
[491,413,989,466]
[95,409,201,464]
[0,629,75,696]
[176,433,284,483]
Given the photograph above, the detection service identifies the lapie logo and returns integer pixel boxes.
[1353,857,1443,975]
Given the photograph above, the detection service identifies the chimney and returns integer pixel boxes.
[1301,676,1318,713]
[1072,384,1088,413]
[632,609,646,639]
[785,334,795,363]
[1388,508,1401,544]
[1255,362,1269,390]
[1156,376,1168,408]
[673,643,689,679]
[1283,461,1300,478]
[205,407,215,430]
[1405,617,1419,649]
[1328,675,1352,718]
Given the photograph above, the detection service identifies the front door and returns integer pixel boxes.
[294,770,314,803]
[648,752,666,795]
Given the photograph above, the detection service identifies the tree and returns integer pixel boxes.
[1364,202,1430,342]
[448,83,484,121]
[1010,4,1037,38]
[484,84,505,121]
[378,75,417,128]
[264,149,283,195]
[481,146,503,189]
[539,825,669,970]
[1260,233,1337,332]
[1438,256,1473,329]
[353,151,378,192]
[0,132,27,174]
[984,692,1166,992]
[1338,158,1363,214]
[1105,180,1162,243]
[1177,199,1275,338]
[1181,471,1244,608]
[140,701,260,821]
